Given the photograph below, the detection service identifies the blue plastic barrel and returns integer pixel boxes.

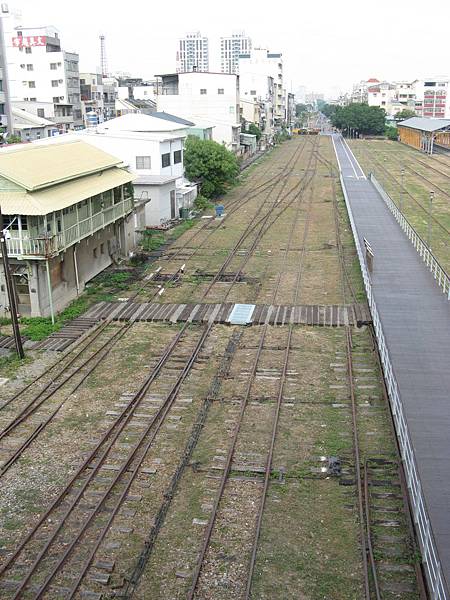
[215,204,225,217]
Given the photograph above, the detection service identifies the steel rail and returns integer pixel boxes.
[345,326,371,600]
[0,321,191,581]
[29,324,213,600]
[187,139,319,599]
[244,147,319,597]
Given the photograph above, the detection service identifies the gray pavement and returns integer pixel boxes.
[332,134,450,590]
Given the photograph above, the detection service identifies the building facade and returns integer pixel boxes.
[7,25,82,131]
[0,140,135,318]
[413,78,450,119]
[176,32,209,73]
[220,32,251,74]
[239,49,284,129]
[156,71,241,150]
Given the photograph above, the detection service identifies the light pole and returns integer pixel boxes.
[428,190,434,249]
[400,168,405,213]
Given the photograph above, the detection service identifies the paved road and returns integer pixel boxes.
[333,134,450,592]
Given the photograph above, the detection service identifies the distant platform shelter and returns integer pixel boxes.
[397,117,450,154]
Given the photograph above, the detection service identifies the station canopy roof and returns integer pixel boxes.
[398,117,450,132]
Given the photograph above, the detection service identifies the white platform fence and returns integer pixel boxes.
[370,172,450,300]
[340,172,448,600]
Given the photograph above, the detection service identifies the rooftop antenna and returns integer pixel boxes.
[99,34,108,77]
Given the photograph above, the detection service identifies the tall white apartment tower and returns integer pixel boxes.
[176,32,209,73]
[220,32,252,74]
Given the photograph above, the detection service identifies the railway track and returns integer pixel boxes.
[0,136,427,599]
[0,320,214,599]
[185,148,320,599]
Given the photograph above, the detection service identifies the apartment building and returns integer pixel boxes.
[220,32,252,74]
[7,25,82,131]
[414,78,450,119]
[176,32,209,73]
[239,49,284,128]
[80,72,104,127]
[156,71,241,150]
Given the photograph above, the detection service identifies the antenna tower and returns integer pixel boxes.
[99,34,108,77]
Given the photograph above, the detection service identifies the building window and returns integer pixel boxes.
[30,97,36,101]
[51,80,59,87]
[93,247,98,258]
[250,90,256,95]
[26,64,33,71]
[100,243,105,254]
[25,47,32,54]
[173,150,182,164]
[28,81,36,88]
[37,108,45,118]
[162,153,171,168]
[200,88,207,95]
[50,63,57,70]
[0,104,5,115]
[136,155,151,169]
[53,96,60,103]
[218,88,224,94]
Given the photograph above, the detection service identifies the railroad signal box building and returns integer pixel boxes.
[0,141,135,318]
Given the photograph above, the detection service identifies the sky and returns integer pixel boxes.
[9,0,450,98]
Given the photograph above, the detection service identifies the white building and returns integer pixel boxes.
[239,49,284,128]
[6,25,82,131]
[220,32,252,74]
[351,78,380,103]
[176,32,209,73]
[156,72,241,151]
[12,106,57,141]
[32,113,197,228]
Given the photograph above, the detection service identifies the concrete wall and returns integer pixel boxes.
[138,181,177,226]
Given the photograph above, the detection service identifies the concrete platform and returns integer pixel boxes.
[333,134,450,596]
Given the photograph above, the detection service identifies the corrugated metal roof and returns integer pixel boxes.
[398,117,450,132]
[0,167,135,215]
[151,111,195,126]
[0,140,123,191]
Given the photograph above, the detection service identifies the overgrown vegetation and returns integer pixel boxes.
[141,219,196,253]
[247,123,262,141]
[1,271,135,341]
[385,125,398,141]
[184,135,239,198]
[194,194,214,211]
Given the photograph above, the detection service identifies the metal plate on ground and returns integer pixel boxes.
[226,304,255,325]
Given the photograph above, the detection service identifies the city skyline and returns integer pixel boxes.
[7,0,450,98]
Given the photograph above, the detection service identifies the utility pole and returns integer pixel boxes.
[0,205,25,358]
[428,190,434,249]
[0,4,14,137]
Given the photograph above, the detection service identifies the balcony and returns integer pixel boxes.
[2,198,133,259]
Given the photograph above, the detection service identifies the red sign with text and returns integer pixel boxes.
[12,36,46,48]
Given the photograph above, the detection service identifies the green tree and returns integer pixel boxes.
[248,123,262,141]
[295,103,308,117]
[395,109,416,121]
[331,103,386,135]
[184,136,239,199]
